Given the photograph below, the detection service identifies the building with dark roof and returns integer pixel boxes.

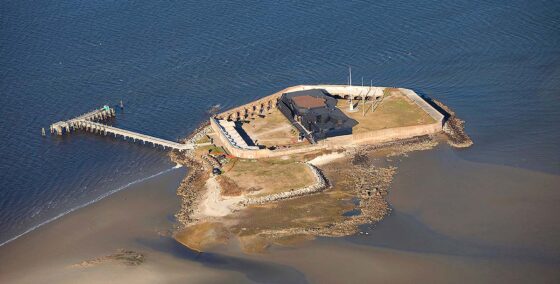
[277,89,357,143]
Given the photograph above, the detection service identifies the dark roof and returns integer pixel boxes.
[283,89,326,99]
[282,89,335,113]
[278,89,357,142]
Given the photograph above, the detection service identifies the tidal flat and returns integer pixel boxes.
[1,145,558,284]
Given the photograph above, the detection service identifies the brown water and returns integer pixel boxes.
[254,145,560,283]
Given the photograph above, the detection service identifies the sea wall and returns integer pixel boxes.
[399,88,445,125]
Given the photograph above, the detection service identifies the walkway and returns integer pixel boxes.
[49,106,194,151]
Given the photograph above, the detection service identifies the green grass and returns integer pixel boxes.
[196,145,226,156]
[195,135,210,144]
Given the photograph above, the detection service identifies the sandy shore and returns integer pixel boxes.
[0,168,252,284]
[196,177,244,217]
[307,152,346,166]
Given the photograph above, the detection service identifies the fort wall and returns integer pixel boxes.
[210,117,327,159]
[399,88,445,125]
[322,122,442,146]
[212,85,444,159]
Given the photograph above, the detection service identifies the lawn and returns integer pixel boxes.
[241,110,303,147]
[221,157,315,197]
[337,90,435,134]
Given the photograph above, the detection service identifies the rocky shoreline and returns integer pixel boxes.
[169,151,206,228]
[430,99,474,148]
[169,122,214,229]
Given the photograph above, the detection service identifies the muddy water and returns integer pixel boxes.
[251,145,560,283]
[378,146,560,258]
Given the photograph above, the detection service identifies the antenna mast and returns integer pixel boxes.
[370,80,374,115]
[348,66,353,111]
[349,66,352,86]
[362,77,365,116]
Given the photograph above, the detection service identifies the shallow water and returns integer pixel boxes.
[1,0,559,271]
[380,146,560,258]
[0,165,309,283]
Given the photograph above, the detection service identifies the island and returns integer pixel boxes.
[170,85,472,253]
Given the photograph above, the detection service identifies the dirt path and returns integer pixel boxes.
[308,152,346,166]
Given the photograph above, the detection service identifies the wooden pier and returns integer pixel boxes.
[50,106,116,135]
[49,106,194,151]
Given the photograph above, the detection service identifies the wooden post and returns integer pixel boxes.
[362,95,366,116]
